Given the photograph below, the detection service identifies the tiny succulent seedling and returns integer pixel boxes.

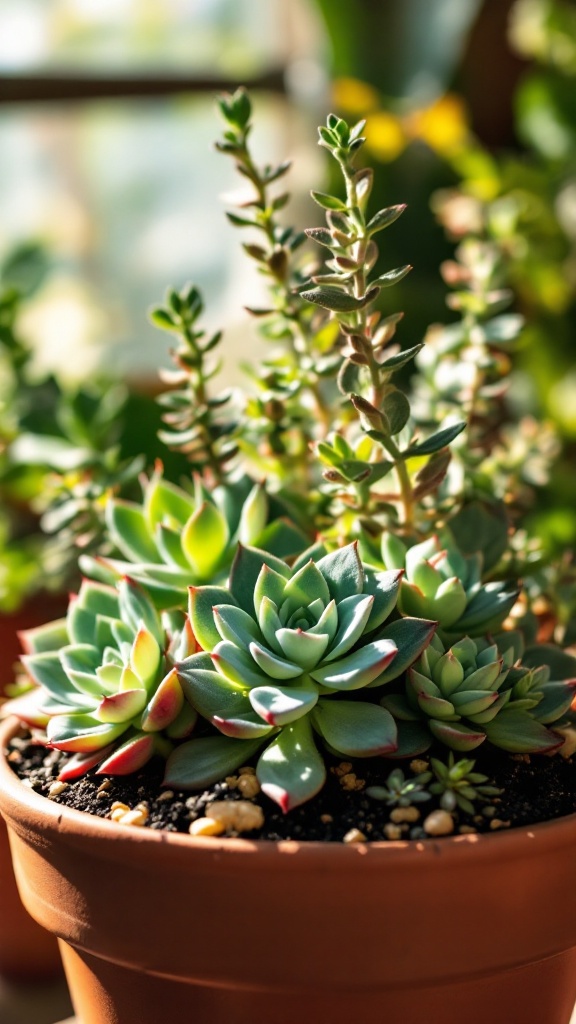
[168,541,436,810]
[429,752,501,814]
[366,767,432,806]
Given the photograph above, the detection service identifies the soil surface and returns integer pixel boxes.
[6,733,576,842]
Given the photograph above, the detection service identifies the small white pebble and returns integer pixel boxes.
[489,818,510,831]
[343,828,367,844]
[320,813,333,824]
[189,817,226,837]
[238,766,256,776]
[97,780,111,794]
[206,800,264,833]
[390,806,420,824]
[557,727,576,760]
[116,808,148,828]
[156,790,174,802]
[111,801,130,813]
[48,781,68,799]
[423,810,454,836]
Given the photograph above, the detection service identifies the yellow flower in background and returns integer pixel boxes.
[407,94,470,156]
[365,111,406,162]
[332,78,471,163]
[331,76,381,116]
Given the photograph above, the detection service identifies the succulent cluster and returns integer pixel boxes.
[3,95,576,825]
[13,578,197,780]
[170,542,435,810]
[382,632,574,756]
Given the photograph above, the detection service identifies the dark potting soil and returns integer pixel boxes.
[5,733,576,843]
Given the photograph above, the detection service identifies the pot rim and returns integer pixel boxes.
[1,716,575,864]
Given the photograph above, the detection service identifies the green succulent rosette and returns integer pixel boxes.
[381,632,576,756]
[168,541,436,810]
[6,578,198,780]
[80,463,309,609]
[380,531,519,635]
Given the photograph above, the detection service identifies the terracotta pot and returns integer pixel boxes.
[0,599,67,982]
[1,718,575,1024]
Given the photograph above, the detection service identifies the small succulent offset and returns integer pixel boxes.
[11,578,197,780]
[429,753,501,814]
[366,767,432,806]
[168,541,436,810]
[380,532,519,634]
[381,632,575,756]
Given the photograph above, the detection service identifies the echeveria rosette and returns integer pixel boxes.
[381,531,519,636]
[6,578,198,780]
[168,541,436,811]
[80,463,309,609]
[381,632,575,757]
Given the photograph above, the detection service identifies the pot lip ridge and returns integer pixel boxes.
[1,716,575,863]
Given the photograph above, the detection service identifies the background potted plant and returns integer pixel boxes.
[1,90,576,1024]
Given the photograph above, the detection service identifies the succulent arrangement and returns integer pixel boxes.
[3,88,576,834]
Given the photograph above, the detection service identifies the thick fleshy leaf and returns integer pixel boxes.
[213,712,274,739]
[66,604,98,646]
[96,733,157,775]
[118,579,163,644]
[144,471,196,530]
[483,710,564,753]
[59,644,105,698]
[311,639,397,690]
[230,545,290,614]
[322,594,373,662]
[249,684,318,725]
[249,641,303,680]
[534,680,576,724]
[315,543,363,602]
[58,743,116,781]
[274,628,330,671]
[19,618,69,655]
[451,690,499,716]
[155,524,191,569]
[164,734,266,789]
[312,699,397,756]
[253,518,310,561]
[188,586,238,652]
[95,688,148,723]
[522,643,576,680]
[96,663,123,693]
[212,603,261,649]
[257,595,284,654]
[211,641,270,687]
[455,582,520,632]
[47,713,126,752]
[404,422,466,457]
[166,701,198,739]
[257,717,326,812]
[106,500,160,562]
[385,720,432,758]
[181,501,229,579]
[362,569,402,631]
[237,482,268,545]
[417,693,459,721]
[130,626,162,689]
[177,653,254,721]
[281,561,330,613]
[429,719,486,751]
[141,668,184,731]
[380,691,422,722]
[22,652,87,706]
[366,618,437,687]
[0,687,50,728]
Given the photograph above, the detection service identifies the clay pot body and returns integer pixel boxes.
[0,601,66,981]
[1,718,576,1024]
